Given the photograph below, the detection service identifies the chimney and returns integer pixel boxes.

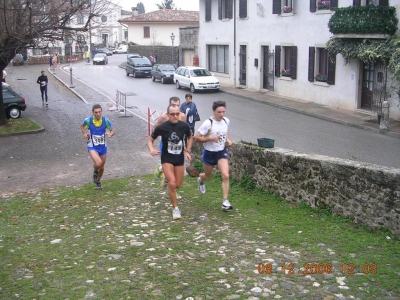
[132,7,138,17]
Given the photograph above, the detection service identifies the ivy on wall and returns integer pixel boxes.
[326,36,400,82]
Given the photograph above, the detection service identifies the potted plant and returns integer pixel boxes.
[315,72,328,82]
[282,6,292,13]
[318,0,330,10]
[281,68,291,77]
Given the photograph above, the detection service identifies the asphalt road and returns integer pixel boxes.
[71,54,400,169]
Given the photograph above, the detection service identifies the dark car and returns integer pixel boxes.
[126,56,152,78]
[12,54,24,66]
[96,48,113,56]
[2,84,27,119]
[93,53,108,65]
[151,64,176,84]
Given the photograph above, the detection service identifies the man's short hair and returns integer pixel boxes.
[212,101,226,111]
[185,93,192,99]
[169,97,180,105]
[167,104,179,114]
[92,104,102,112]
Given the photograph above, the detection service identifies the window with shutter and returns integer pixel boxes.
[239,0,247,18]
[143,26,150,38]
[273,0,295,14]
[205,0,212,21]
[218,0,233,19]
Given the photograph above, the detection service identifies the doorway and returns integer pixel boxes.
[361,62,387,115]
[262,46,274,91]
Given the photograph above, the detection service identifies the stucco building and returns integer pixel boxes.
[198,0,400,120]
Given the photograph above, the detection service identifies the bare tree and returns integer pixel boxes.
[156,0,175,10]
[0,0,109,125]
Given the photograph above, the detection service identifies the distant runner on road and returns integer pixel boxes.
[80,104,115,190]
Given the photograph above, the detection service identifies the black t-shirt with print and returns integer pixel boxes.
[151,120,191,165]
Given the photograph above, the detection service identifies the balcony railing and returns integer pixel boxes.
[328,5,398,37]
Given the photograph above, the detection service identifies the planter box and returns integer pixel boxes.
[257,138,275,148]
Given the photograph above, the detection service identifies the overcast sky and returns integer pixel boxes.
[113,0,199,12]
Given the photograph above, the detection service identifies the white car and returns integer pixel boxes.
[174,66,220,93]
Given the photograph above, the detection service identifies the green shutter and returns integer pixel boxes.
[291,46,297,80]
[275,45,281,77]
[308,47,315,82]
[327,52,336,85]
[310,0,316,12]
[206,0,212,21]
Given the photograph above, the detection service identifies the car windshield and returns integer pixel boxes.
[95,54,106,58]
[160,66,175,71]
[133,58,151,66]
[190,69,212,77]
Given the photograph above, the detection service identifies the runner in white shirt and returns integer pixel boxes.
[195,101,234,211]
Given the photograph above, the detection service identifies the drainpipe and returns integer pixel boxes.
[233,0,236,87]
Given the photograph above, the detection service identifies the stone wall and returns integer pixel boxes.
[28,54,84,65]
[128,45,178,65]
[191,142,400,236]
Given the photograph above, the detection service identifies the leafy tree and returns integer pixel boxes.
[156,0,175,9]
[137,2,145,14]
[0,0,108,125]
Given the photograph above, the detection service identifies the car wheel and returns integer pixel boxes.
[7,106,21,119]
[126,69,129,76]
[176,81,181,89]
[152,76,155,82]
[161,77,165,84]
[190,84,196,93]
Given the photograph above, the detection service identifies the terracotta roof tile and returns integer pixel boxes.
[119,9,199,23]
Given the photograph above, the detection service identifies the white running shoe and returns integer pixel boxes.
[222,199,233,211]
[172,207,181,220]
[197,177,206,195]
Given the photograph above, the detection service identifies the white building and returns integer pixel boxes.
[198,0,400,120]
[119,9,199,46]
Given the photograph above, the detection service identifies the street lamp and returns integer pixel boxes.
[68,37,75,88]
[170,33,175,66]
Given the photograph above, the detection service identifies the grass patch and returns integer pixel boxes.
[0,118,41,134]
[0,174,398,299]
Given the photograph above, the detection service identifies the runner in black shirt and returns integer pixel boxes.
[148,104,193,220]
[36,70,48,106]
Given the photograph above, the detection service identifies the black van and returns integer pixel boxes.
[126,56,152,78]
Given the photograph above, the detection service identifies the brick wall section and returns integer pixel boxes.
[192,142,400,236]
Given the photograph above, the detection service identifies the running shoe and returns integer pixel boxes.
[93,171,98,184]
[197,177,206,195]
[176,191,182,199]
[222,199,233,211]
[95,180,103,190]
[172,207,181,220]
[153,163,162,178]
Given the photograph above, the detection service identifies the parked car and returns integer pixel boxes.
[174,66,220,93]
[126,56,152,78]
[93,53,108,65]
[96,48,113,56]
[2,84,27,119]
[127,53,142,61]
[12,54,24,66]
[151,64,176,84]
[115,45,128,54]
